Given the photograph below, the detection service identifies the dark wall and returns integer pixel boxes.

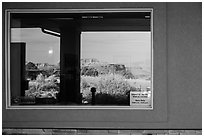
[2,2,202,129]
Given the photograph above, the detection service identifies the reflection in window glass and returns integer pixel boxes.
[11,28,60,105]
[81,32,152,107]
[9,11,152,108]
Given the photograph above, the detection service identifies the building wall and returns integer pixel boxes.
[166,3,202,128]
[2,2,202,133]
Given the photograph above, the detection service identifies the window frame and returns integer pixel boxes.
[5,8,154,110]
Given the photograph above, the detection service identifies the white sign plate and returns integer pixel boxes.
[130,91,151,106]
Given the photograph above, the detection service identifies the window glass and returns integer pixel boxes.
[81,32,152,107]
[10,28,60,105]
[8,11,152,108]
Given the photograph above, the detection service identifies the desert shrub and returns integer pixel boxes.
[81,74,133,105]
[122,69,135,79]
[36,73,45,83]
[25,74,59,99]
[81,76,100,88]
[39,82,59,91]
[98,74,131,95]
[81,77,90,89]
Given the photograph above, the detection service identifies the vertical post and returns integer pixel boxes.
[59,20,81,104]
[91,87,96,105]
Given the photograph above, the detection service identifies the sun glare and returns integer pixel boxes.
[48,49,53,54]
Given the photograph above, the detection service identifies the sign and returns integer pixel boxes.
[130,91,151,106]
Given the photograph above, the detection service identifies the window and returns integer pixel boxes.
[6,9,153,109]
[81,32,152,108]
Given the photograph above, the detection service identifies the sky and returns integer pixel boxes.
[81,32,151,67]
[11,28,151,67]
[11,28,60,65]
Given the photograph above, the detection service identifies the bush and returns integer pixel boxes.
[81,74,133,105]
[25,73,59,99]
[97,74,131,95]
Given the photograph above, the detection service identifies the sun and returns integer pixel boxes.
[48,49,53,54]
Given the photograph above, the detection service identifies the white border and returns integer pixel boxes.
[5,8,153,110]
